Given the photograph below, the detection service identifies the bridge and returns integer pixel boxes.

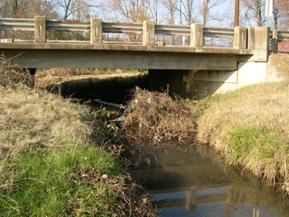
[0,16,287,95]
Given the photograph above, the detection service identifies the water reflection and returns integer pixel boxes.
[151,185,280,217]
[130,146,289,217]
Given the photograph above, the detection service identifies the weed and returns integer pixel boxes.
[0,56,33,88]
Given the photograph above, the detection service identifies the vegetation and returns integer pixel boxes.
[0,63,154,216]
[0,146,121,216]
[195,82,289,195]
[36,68,144,89]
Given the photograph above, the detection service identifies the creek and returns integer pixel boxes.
[58,75,289,217]
[130,145,289,217]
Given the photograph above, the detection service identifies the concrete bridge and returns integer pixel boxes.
[0,16,286,95]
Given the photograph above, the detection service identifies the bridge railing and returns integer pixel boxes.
[0,16,269,53]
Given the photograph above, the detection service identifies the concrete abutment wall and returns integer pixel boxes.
[148,54,284,98]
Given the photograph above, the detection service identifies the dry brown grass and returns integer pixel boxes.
[122,88,195,144]
[197,82,289,150]
[195,81,289,195]
[0,56,33,88]
[0,86,92,167]
[36,68,144,88]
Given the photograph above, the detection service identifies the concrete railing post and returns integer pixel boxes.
[34,16,46,43]
[254,27,270,50]
[143,20,155,47]
[190,24,203,48]
[90,18,102,44]
[254,27,270,59]
[272,29,279,53]
[233,26,247,49]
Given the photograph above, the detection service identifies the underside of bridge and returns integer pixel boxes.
[3,48,278,99]
[3,48,242,71]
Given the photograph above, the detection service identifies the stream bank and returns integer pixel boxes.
[6,66,287,216]
[37,68,289,197]
[0,65,156,217]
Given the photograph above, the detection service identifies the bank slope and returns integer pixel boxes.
[0,86,153,217]
[196,82,289,195]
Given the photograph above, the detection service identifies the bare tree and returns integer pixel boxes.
[56,0,100,20]
[178,0,194,24]
[273,0,289,29]
[198,0,226,25]
[0,0,57,18]
[160,0,178,24]
[110,0,149,22]
[242,0,265,26]
[146,0,159,23]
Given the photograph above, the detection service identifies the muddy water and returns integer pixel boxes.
[130,145,289,217]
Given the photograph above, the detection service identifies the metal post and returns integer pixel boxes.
[265,0,273,27]
[272,29,279,53]
[234,0,239,27]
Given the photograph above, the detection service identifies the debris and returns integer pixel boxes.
[122,88,196,144]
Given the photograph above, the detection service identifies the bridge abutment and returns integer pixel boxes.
[148,54,283,98]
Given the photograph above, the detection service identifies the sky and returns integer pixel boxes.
[0,0,6,7]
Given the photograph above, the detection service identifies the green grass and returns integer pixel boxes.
[227,127,289,185]
[0,144,122,217]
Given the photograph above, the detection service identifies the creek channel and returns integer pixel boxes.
[51,73,289,217]
[130,145,289,217]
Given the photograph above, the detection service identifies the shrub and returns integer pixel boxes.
[0,56,33,88]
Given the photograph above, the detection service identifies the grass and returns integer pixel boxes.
[227,127,288,185]
[0,86,91,163]
[36,68,145,89]
[0,68,154,216]
[194,81,289,195]
[0,146,121,217]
